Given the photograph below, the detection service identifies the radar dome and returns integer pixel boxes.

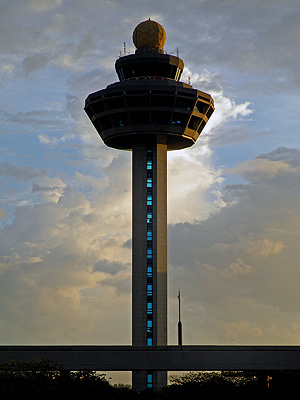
[132,19,166,50]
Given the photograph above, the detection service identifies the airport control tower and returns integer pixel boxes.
[84,19,214,391]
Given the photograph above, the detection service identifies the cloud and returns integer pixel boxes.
[0,162,48,181]
[245,238,286,257]
[257,147,300,167]
[180,69,254,147]
[1,146,299,346]
[167,149,224,224]
[166,69,254,224]
[32,176,66,202]
[93,259,129,275]
[7,110,70,129]
[167,147,300,345]
[20,53,50,77]
[0,209,6,219]
[227,147,300,189]
[0,169,132,343]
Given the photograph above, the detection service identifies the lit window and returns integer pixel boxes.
[147,284,152,295]
[147,302,153,313]
[147,320,152,328]
[147,231,152,241]
[147,195,152,205]
[147,178,152,187]
[147,266,152,277]
[147,338,153,346]
[147,161,152,170]
[147,372,153,387]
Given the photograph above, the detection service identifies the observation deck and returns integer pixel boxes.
[84,76,214,150]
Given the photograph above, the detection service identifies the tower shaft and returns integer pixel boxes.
[132,142,167,347]
[132,142,167,390]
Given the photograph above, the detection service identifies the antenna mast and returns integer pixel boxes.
[177,289,182,346]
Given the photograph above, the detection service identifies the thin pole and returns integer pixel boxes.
[177,290,182,346]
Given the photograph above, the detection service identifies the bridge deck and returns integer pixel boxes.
[1,345,300,371]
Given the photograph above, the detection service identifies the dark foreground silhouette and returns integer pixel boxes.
[0,359,299,399]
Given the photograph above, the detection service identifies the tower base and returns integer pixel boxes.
[132,370,167,392]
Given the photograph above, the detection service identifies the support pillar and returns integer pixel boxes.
[132,142,167,391]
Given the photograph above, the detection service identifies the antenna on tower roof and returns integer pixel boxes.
[124,42,127,55]
[177,289,182,346]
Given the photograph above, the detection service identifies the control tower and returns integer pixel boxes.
[84,19,214,391]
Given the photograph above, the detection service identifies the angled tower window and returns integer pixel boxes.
[152,111,171,125]
[98,115,112,130]
[151,95,174,108]
[127,95,150,108]
[129,111,150,125]
[105,96,125,110]
[90,99,106,115]
[171,112,188,126]
[111,112,129,127]
[188,115,201,131]
[175,96,195,111]
[195,100,209,114]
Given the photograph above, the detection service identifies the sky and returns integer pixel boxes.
[1,0,300,370]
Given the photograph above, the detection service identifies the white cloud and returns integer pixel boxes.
[0,166,131,343]
[167,150,223,223]
[32,176,66,202]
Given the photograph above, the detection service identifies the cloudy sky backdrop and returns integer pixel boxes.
[1,0,300,364]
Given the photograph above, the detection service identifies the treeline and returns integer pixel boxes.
[0,359,299,399]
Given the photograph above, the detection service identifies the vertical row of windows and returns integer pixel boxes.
[147,372,153,388]
[146,148,153,348]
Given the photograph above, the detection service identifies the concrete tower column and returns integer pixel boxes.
[132,142,167,391]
